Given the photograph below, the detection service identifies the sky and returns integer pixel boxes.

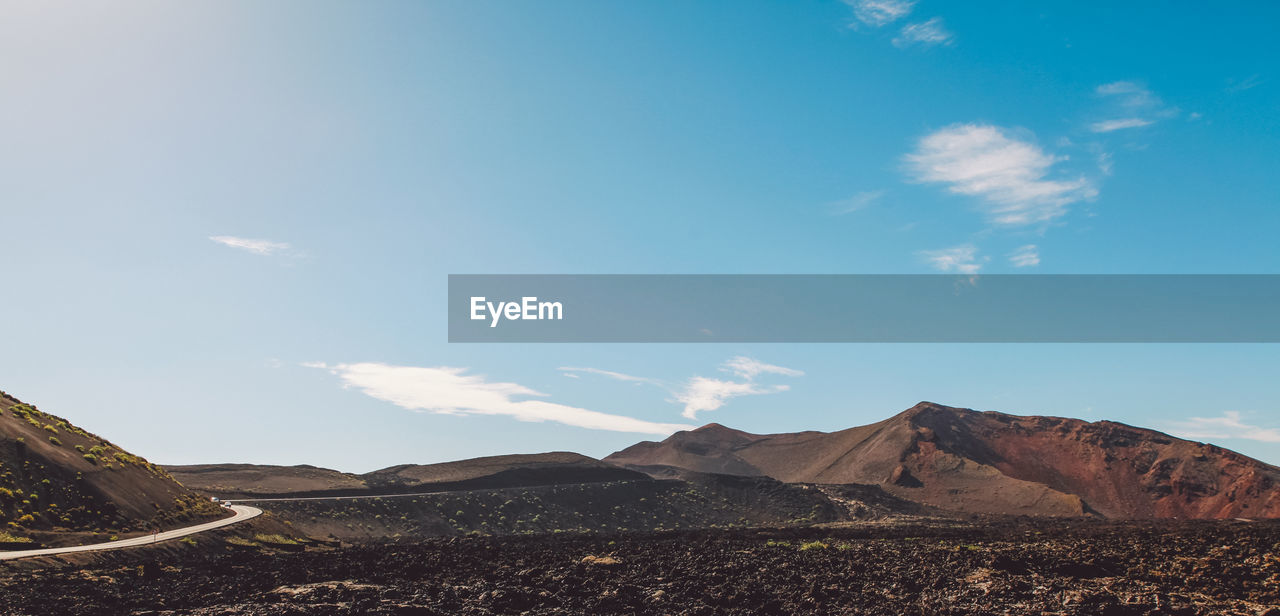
[1,1,1278,471]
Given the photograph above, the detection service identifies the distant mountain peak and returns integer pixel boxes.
[605,402,1280,520]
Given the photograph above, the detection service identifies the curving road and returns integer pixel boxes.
[0,504,262,561]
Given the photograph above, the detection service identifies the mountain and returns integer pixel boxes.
[605,402,1280,519]
[160,463,367,498]
[0,390,225,534]
[167,452,647,499]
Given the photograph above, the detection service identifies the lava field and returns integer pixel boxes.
[2,519,1278,615]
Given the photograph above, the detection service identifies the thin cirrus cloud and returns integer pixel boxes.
[1008,244,1040,268]
[844,0,916,27]
[905,123,1097,226]
[1089,81,1176,133]
[918,244,986,274]
[1089,118,1153,133]
[1165,411,1280,444]
[308,362,694,436]
[722,356,804,380]
[557,366,661,386]
[565,356,803,421]
[209,235,293,256]
[843,1,953,49]
[829,190,886,215]
[893,17,954,48]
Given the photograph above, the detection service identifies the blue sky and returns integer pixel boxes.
[2,1,1278,470]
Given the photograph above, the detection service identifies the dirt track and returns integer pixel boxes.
[2,519,1277,615]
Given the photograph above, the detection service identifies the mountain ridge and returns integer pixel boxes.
[605,401,1280,519]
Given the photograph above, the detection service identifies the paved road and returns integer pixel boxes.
[0,504,262,561]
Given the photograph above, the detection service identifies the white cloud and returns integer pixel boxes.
[1226,74,1264,93]
[676,377,789,420]
[893,17,954,48]
[1166,411,1280,444]
[830,190,886,215]
[310,362,693,435]
[1090,118,1153,133]
[919,244,986,274]
[906,123,1096,226]
[844,0,915,27]
[558,366,660,386]
[559,357,802,422]
[1096,150,1114,175]
[1008,244,1040,267]
[676,356,802,419]
[209,235,292,256]
[1096,81,1156,106]
[721,356,804,380]
[1090,81,1176,133]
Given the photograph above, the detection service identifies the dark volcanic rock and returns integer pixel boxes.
[0,519,1276,615]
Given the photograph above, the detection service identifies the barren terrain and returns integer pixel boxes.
[2,518,1277,615]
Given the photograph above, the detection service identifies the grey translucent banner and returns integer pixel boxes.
[448,275,1280,343]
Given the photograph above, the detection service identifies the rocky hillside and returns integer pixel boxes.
[606,402,1280,519]
[0,390,225,534]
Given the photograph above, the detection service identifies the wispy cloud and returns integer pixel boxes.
[721,356,804,380]
[1225,74,1264,93]
[558,366,661,386]
[565,357,802,422]
[829,190,886,215]
[1096,81,1157,106]
[893,17,954,48]
[676,378,789,420]
[906,124,1096,226]
[209,235,293,256]
[1008,244,1040,267]
[844,0,916,27]
[307,362,693,435]
[1090,81,1176,133]
[1090,118,1153,133]
[1165,411,1280,444]
[919,244,986,274]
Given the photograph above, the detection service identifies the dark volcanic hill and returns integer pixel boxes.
[167,452,648,499]
[605,402,1280,519]
[0,390,224,534]
[162,463,367,497]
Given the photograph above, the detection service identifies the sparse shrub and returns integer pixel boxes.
[48,436,62,446]
[82,454,98,464]
[800,541,829,551]
[42,424,57,434]
[253,533,298,546]
[0,530,33,543]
